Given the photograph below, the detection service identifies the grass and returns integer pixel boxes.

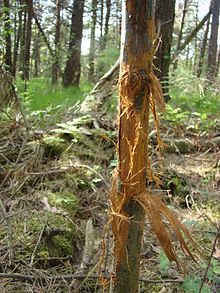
[169,68,220,116]
[16,77,92,112]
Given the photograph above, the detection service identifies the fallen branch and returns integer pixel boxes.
[0,272,184,284]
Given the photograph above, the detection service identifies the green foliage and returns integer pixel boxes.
[16,77,92,111]
[158,251,170,275]
[182,276,211,293]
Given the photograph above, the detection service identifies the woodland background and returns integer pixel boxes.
[0,0,219,292]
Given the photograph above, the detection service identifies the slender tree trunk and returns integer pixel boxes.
[12,0,22,76]
[19,0,27,77]
[215,45,220,77]
[100,0,104,37]
[154,0,176,102]
[100,0,111,50]
[62,0,85,88]
[197,15,210,78]
[171,10,212,64]
[110,1,155,292]
[33,12,54,58]
[193,1,199,72]
[206,0,220,82]
[23,0,33,80]
[88,0,98,82]
[52,0,61,84]
[173,0,189,70]
[33,29,41,77]
[3,0,13,74]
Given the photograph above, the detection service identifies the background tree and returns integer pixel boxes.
[88,0,98,83]
[52,0,62,84]
[154,0,176,102]
[206,0,220,82]
[63,0,85,87]
[3,0,12,74]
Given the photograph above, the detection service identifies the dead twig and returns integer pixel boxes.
[0,272,184,284]
[30,224,46,266]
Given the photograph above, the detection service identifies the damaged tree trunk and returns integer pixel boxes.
[110,1,155,292]
[109,1,197,293]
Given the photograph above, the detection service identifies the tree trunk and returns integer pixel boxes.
[173,0,189,71]
[33,12,54,58]
[197,14,210,78]
[100,0,111,51]
[32,29,41,77]
[62,0,85,88]
[52,0,61,84]
[110,1,155,292]
[23,0,33,80]
[154,0,176,102]
[88,0,98,82]
[19,0,27,78]
[206,0,220,82]
[215,45,220,77]
[3,0,13,74]
[12,0,22,77]
[171,10,212,64]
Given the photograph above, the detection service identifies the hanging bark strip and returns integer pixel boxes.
[109,1,198,292]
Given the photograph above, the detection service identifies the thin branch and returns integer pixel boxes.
[199,226,220,293]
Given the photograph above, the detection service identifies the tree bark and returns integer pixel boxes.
[110,1,155,292]
[3,0,13,74]
[154,0,176,102]
[88,0,98,82]
[206,0,220,82]
[62,0,85,87]
[52,0,61,84]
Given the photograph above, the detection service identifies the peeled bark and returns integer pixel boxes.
[110,1,155,292]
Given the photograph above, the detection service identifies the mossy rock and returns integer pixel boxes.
[42,135,67,158]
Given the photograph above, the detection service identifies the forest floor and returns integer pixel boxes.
[0,101,219,292]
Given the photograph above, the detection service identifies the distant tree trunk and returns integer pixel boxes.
[19,0,27,78]
[173,0,189,71]
[52,0,61,84]
[193,1,199,72]
[33,29,41,77]
[63,0,85,88]
[197,15,210,78]
[33,12,54,58]
[110,1,155,291]
[216,45,220,77]
[154,0,176,102]
[23,0,33,80]
[3,0,13,74]
[206,0,220,82]
[171,10,212,64]
[88,0,98,82]
[12,0,22,76]
[100,0,111,50]
[100,0,104,37]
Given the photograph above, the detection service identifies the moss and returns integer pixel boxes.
[46,191,79,213]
